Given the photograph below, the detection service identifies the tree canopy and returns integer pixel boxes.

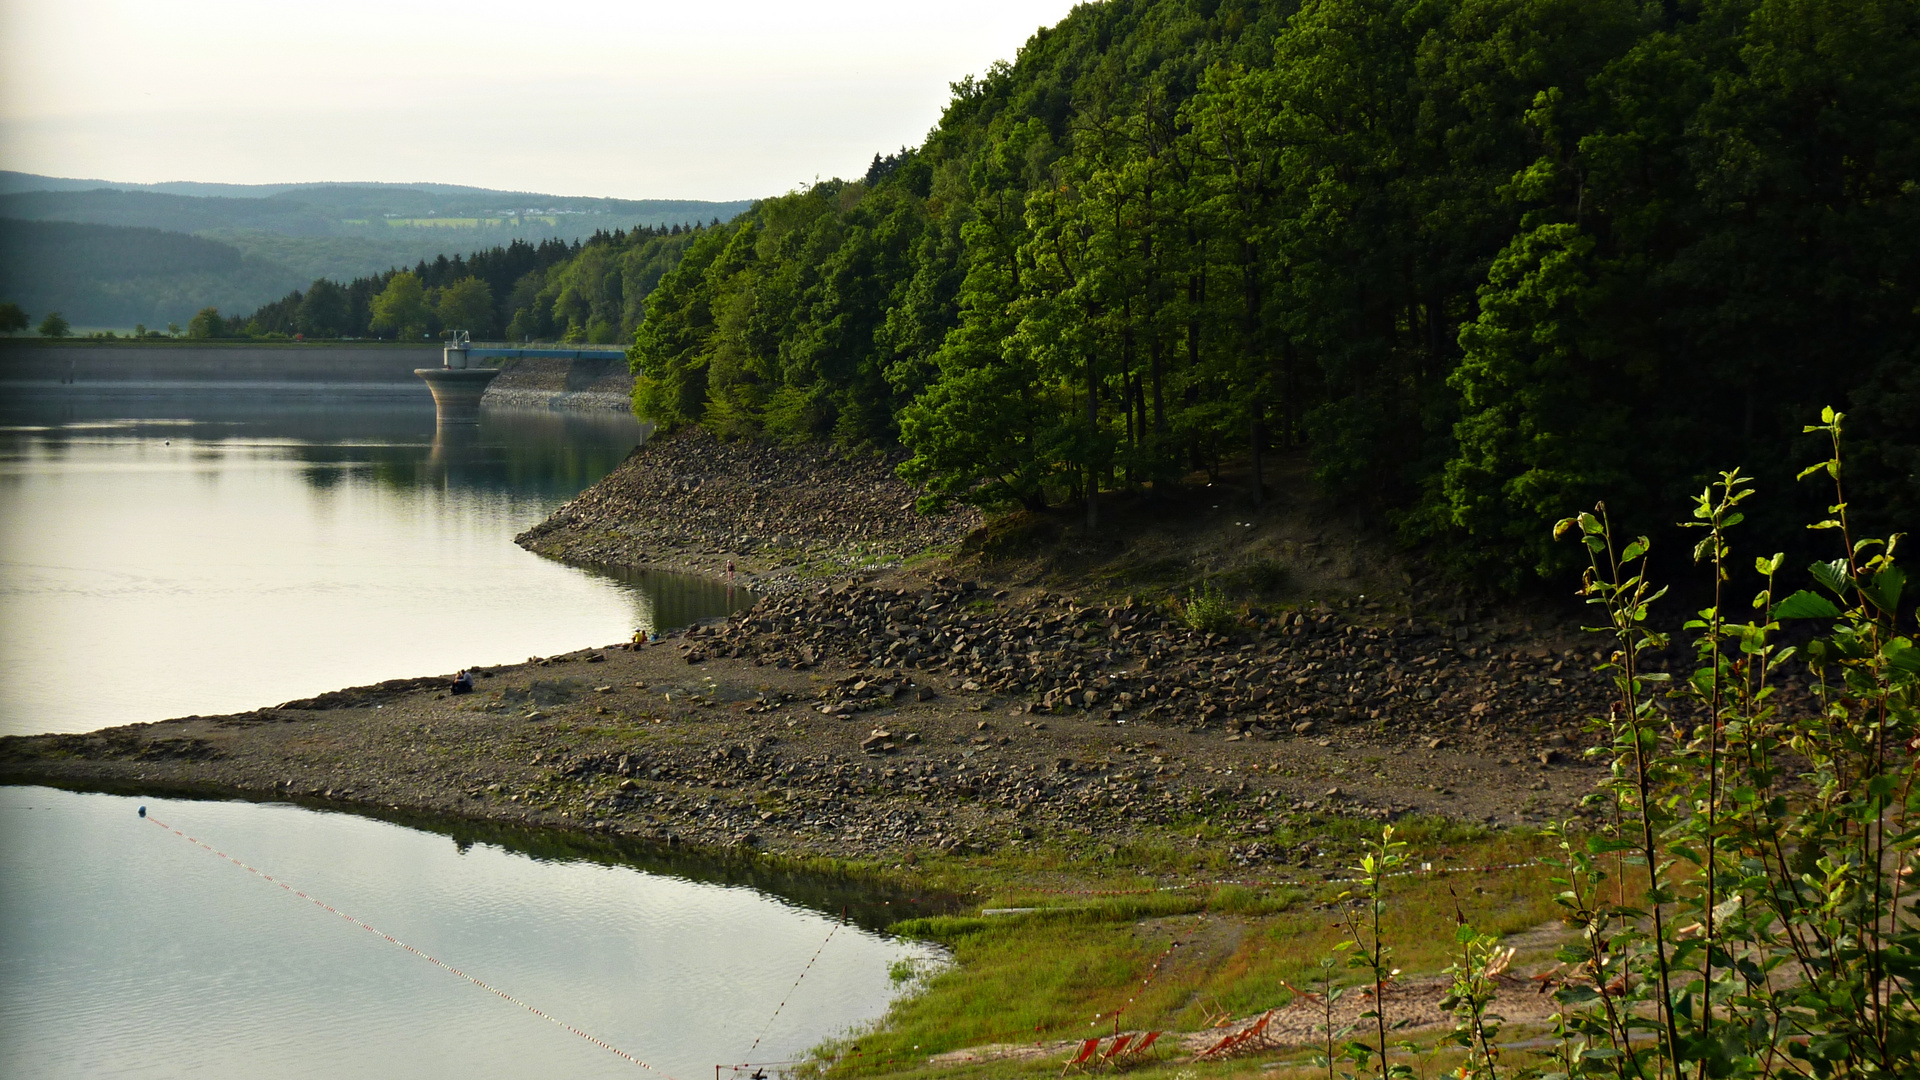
[369,273,430,340]
[624,0,1920,585]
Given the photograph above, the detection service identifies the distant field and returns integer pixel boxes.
[381,216,560,229]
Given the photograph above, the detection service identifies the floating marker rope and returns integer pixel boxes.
[739,907,845,1065]
[144,813,677,1078]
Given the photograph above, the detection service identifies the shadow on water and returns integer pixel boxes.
[577,561,759,627]
[18,777,962,931]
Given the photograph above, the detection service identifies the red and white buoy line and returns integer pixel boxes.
[736,907,847,1069]
[144,813,678,1078]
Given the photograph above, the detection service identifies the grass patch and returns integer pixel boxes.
[814,822,1562,1079]
[956,512,1061,562]
[1217,558,1292,598]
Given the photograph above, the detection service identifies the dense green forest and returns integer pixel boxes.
[233,224,711,342]
[622,0,1919,584]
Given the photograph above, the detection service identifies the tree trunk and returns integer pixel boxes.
[1086,340,1099,532]
[1250,409,1264,508]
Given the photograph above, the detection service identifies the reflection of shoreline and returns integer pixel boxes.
[563,559,756,632]
[5,781,955,930]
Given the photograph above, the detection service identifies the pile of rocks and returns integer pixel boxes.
[525,736,1292,855]
[680,575,1629,743]
[483,355,634,411]
[517,428,980,580]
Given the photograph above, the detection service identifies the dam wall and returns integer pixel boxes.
[0,343,634,412]
[0,343,440,386]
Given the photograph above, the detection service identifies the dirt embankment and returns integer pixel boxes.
[516,428,980,587]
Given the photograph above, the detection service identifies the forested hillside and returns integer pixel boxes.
[0,219,307,328]
[625,0,1920,584]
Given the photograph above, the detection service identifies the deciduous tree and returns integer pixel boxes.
[369,272,431,340]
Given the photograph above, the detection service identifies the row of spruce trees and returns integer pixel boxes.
[231,224,713,343]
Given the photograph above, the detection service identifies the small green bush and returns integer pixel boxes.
[1182,580,1238,635]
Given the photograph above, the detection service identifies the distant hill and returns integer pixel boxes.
[0,173,752,236]
[0,219,306,328]
[0,190,338,236]
[0,172,757,328]
[0,172,305,198]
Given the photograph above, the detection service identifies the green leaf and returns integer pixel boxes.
[1859,567,1905,614]
[1808,560,1852,597]
[1886,639,1920,675]
[1770,590,1842,620]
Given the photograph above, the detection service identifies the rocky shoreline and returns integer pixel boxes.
[482,387,634,411]
[0,430,1828,874]
[4,555,1763,870]
[517,428,981,589]
[480,354,634,412]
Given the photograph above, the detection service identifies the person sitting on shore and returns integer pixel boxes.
[450,669,474,696]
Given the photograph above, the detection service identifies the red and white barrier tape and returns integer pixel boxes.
[145,814,676,1077]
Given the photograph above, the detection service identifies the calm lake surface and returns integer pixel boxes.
[0,389,750,737]
[0,785,942,1079]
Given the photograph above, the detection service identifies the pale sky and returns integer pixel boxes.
[0,0,1084,201]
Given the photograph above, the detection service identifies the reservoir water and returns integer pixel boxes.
[0,785,942,1079]
[0,370,930,1077]
[0,388,750,738]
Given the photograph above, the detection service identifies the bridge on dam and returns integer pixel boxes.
[459,341,630,361]
[416,334,628,420]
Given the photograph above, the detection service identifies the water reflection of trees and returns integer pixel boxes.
[1,392,746,628]
[295,407,644,500]
[3,393,646,504]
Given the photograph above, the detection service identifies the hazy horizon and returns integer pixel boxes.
[0,0,1080,202]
